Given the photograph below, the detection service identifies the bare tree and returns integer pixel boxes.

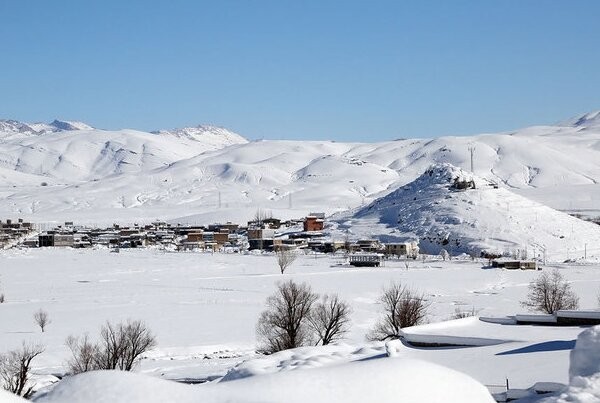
[520,269,579,314]
[275,247,297,274]
[0,342,44,398]
[257,280,318,353]
[66,319,156,373]
[439,249,449,261]
[308,294,352,345]
[65,334,100,374]
[119,320,157,371]
[367,282,429,341]
[33,309,51,332]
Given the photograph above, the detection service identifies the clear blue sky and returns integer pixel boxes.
[1,1,599,141]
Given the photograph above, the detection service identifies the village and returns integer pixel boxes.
[0,214,422,265]
[1,213,553,273]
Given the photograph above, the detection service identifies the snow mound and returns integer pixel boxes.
[0,389,27,402]
[542,325,600,402]
[221,343,382,381]
[338,163,600,259]
[33,358,494,403]
[569,325,600,380]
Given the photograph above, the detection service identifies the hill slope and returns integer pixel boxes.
[334,163,600,260]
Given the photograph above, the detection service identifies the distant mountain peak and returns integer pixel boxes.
[0,118,94,135]
[48,119,94,131]
[152,124,248,145]
[559,110,600,128]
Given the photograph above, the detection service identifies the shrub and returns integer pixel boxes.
[66,319,156,374]
[0,343,44,398]
[520,269,579,314]
[367,282,429,341]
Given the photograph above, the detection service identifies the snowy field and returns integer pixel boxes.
[2,247,600,398]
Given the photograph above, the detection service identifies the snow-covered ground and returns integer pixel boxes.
[2,248,600,400]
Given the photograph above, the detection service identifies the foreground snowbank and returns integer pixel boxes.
[541,325,600,402]
[31,357,494,403]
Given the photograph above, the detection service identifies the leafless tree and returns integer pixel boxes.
[308,294,352,345]
[253,208,272,225]
[275,247,297,274]
[520,269,579,314]
[367,282,429,341]
[0,342,44,398]
[0,294,4,304]
[33,309,51,332]
[65,334,100,374]
[439,249,449,261]
[66,319,156,373]
[257,280,318,353]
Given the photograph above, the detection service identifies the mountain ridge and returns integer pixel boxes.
[0,110,599,234]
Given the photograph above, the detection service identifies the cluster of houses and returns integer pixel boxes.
[0,219,35,249]
[3,214,421,263]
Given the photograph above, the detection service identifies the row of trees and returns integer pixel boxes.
[256,280,430,353]
[257,281,352,353]
[257,269,589,353]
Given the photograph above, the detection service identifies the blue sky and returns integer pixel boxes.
[1,1,599,141]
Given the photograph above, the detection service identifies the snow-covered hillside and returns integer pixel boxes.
[0,121,248,182]
[0,111,599,226]
[334,163,600,260]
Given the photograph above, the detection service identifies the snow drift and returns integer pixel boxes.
[541,325,600,402]
[30,358,494,403]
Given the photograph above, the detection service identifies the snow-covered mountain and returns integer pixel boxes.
[333,163,600,260]
[0,122,248,181]
[559,110,600,128]
[0,111,599,232]
[152,124,248,146]
[0,119,94,136]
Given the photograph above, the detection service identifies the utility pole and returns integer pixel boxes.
[469,146,475,173]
